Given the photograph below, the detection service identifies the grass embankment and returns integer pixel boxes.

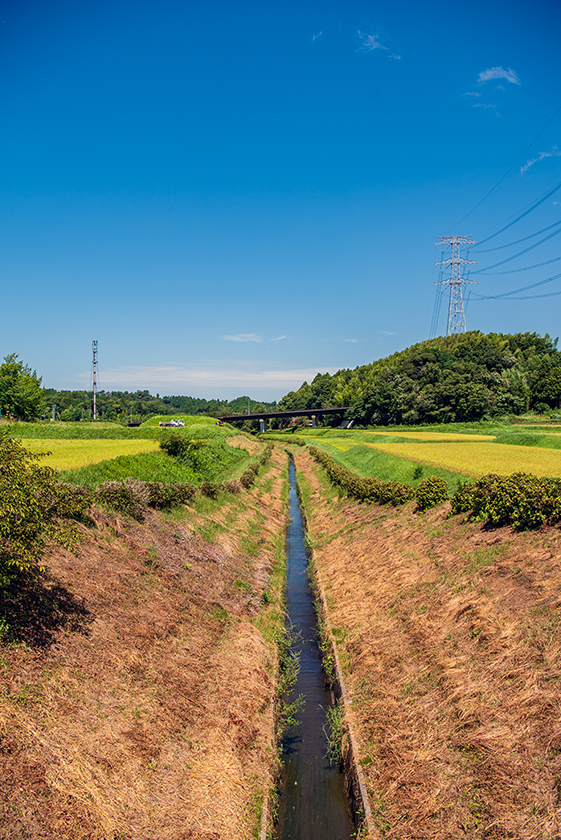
[0,443,288,840]
[294,446,561,840]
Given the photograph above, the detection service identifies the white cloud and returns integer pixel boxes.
[345,338,358,343]
[272,335,288,342]
[474,102,500,114]
[380,330,398,336]
[521,146,561,175]
[357,30,388,52]
[478,66,520,85]
[312,30,323,42]
[464,91,481,98]
[77,364,340,394]
[222,333,262,343]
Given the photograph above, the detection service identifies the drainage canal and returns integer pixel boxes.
[276,459,354,840]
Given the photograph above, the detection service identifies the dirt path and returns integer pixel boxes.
[293,446,561,840]
[0,448,287,840]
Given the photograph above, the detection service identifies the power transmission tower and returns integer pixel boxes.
[433,236,477,335]
[92,340,98,420]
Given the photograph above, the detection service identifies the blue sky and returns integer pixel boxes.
[2,0,561,400]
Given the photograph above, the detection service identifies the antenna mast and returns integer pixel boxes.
[433,236,477,335]
[92,340,98,420]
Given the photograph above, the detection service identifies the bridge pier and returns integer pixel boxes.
[259,418,267,433]
[311,415,317,428]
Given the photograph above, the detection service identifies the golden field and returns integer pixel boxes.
[364,439,561,478]
[23,438,159,470]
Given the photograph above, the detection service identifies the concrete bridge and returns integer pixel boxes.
[219,406,350,433]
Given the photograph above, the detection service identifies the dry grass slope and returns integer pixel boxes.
[0,446,288,840]
[295,447,561,840]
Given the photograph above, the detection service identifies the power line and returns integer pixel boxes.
[471,270,561,300]
[429,286,445,338]
[445,103,561,232]
[475,219,561,253]
[473,225,561,273]
[476,289,561,301]
[475,179,561,247]
[478,255,561,275]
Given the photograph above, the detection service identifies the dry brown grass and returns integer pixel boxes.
[295,447,561,840]
[0,448,287,840]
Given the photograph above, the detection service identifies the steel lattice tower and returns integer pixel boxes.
[92,340,98,420]
[433,236,477,335]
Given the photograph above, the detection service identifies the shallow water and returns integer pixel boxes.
[276,459,354,840]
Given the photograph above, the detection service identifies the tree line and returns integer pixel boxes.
[2,331,560,426]
[0,355,276,422]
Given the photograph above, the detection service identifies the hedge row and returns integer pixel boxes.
[86,444,274,520]
[451,472,561,530]
[240,444,272,488]
[309,446,416,507]
[309,446,561,530]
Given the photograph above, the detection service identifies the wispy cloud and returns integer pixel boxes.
[357,29,400,60]
[357,30,388,51]
[222,333,262,343]
[464,91,481,98]
[272,335,288,342]
[312,30,323,42]
[521,146,561,176]
[380,330,398,336]
[78,364,340,394]
[478,66,520,85]
[345,338,359,343]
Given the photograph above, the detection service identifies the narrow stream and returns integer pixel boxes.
[276,459,354,840]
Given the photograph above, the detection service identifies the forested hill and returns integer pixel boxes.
[279,332,561,425]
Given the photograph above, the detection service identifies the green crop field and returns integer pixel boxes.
[277,421,561,485]
[23,438,159,470]
[363,439,561,479]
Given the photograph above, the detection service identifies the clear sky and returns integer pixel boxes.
[2,0,561,400]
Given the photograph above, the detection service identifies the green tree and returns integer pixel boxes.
[0,354,44,421]
[0,432,60,585]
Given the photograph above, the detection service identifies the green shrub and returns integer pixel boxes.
[200,481,223,499]
[450,481,476,515]
[0,431,90,585]
[416,476,449,512]
[449,472,561,531]
[308,446,414,507]
[159,432,203,460]
[95,481,146,521]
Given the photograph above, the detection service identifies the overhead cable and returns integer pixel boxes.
[475,180,561,247]
[472,225,561,273]
[471,270,561,299]
[477,255,561,275]
[445,103,561,231]
[475,219,561,253]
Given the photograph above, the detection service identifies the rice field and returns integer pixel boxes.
[363,439,561,478]
[362,429,497,442]
[23,438,159,470]
[288,422,561,482]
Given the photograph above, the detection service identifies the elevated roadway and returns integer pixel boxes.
[220,406,350,431]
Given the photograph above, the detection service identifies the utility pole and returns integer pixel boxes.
[433,236,477,335]
[92,340,98,420]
